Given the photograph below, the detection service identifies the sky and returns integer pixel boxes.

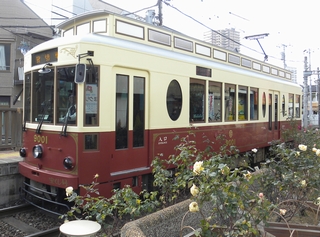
[24,0,320,85]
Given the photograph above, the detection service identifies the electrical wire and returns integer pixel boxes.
[123,1,159,16]
[161,0,304,65]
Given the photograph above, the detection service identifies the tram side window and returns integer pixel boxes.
[238,86,248,120]
[85,66,99,126]
[133,76,145,147]
[190,79,205,122]
[295,95,300,118]
[268,94,272,130]
[288,93,294,117]
[282,95,285,117]
[24,73,31,122]
[225,84,236,121]
[84,134,98,150]
[208,81,221,122]
[57,67,77,125]
[116,75,129,149]
[262,92,266,118]
[166,80,182,121]
[32,70,54,123]
[250,88,258,120]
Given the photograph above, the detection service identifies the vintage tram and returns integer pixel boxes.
[18,10,301,213]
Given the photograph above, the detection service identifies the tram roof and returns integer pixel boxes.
[52,10,293,83]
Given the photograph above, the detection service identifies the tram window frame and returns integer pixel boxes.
[32,70,55,124]
[225,84,236,122]
[166,80,182,121]
[56,66,77,126]
[295,95,300,118]
[288,93,294,118]
[84,65,99,126]
[116,74,129,149]
[190,79,206,122]
[262,92,266,118]
[133,76,145,147]
[24,73,31,122]
[250,87,258,120]
[268,93,272,130]
[238,86,248,121]
[208,81,221,122]
[282,95,286,117]
[84,133,99,150]
[93,19,107,33]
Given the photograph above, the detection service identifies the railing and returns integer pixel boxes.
[0,108,23,150]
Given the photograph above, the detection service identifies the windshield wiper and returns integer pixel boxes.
[36,100,50,134]
[60,115,69,137]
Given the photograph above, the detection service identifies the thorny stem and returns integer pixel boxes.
[180,210,206,237]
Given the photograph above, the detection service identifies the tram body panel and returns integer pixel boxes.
[18,12,301,210]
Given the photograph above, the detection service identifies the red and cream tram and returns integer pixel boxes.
[18,10,301,213]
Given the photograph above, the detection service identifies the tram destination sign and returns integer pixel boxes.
[32,48,58,66]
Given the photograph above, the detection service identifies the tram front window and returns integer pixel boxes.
[32,70,54,123]
[57,67,77,125]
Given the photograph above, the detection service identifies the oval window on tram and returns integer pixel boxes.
[166,80,182,121]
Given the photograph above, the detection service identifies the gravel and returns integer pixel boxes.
[0,199,64,237]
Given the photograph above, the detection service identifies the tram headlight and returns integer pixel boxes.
[63,157,74,170]
[19,147,27,157]
[33,144,43,158]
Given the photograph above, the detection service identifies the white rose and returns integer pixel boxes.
[251,148,258,153]
[279,209,287,216]
[298,144,307,151]
[189,202,199,212]
[66,186,73,197]
[190,184,199,196]
[193,161,204,175]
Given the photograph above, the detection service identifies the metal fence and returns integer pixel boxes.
[0,108,23,150]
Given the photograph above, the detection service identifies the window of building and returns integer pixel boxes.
[166,80,182,121]
[250,88,258,120]
[208,81,221,122]
[116,75,129,149]
[238,86,248,120]
[225,84,236,121]
[190,79,205,122]
[0,43,10,71]
[0,96,10,107]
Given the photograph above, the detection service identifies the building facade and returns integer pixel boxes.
[0,0,53,110]
[204,28,240,53]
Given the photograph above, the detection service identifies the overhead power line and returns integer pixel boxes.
[0,25,55,28]
[0,17,66,20]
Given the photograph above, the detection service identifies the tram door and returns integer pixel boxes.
[111,70,149,174]
[268,91,280,141]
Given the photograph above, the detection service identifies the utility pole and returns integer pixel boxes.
[303,56,311,128]
[280,44,287,69]
[158,0,162,26]
[318,67,320,128]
